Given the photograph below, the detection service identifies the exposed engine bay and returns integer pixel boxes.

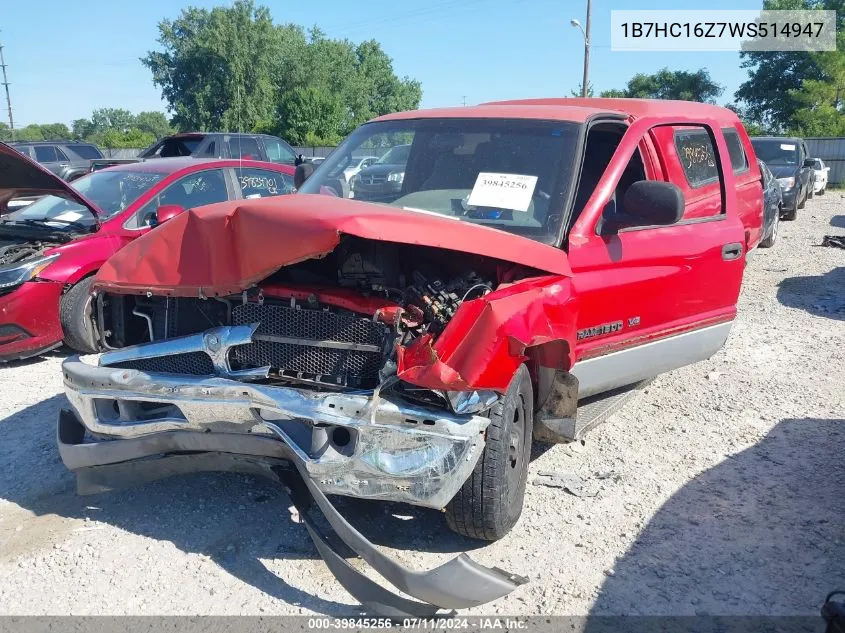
[0,238,58,267]
[97,237,508,395]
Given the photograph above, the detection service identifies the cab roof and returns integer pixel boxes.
[372,98,741,125]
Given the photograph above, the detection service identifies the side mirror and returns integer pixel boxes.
[154,204,186,226]
[294,163,315,189]
[294,154,304,166]
[803,158,815,168]
[600,181,685,233]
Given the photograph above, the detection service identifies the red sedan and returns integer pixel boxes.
[0,144,295,361]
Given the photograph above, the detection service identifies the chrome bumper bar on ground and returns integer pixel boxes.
[61,355,489,509]
[57,409,526,615]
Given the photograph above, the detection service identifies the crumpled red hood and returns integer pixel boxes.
[95,194,571,296]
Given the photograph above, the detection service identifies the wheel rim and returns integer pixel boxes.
[505,396,527,502]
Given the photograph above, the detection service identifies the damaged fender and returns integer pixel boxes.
[396,275,578,391]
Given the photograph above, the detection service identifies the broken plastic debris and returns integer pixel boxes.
[532,471,601,497]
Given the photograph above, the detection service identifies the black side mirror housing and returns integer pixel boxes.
[294,163,315,190]
[600,181,685,233]
[294,154,305,166]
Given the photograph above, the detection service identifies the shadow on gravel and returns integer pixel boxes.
[830,215,845,229]
[777,266,845,321]
[0,395,485,615]
[587,417,845,617]
[2,347,69,368]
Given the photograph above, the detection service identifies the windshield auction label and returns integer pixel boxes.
[467,172,538,212]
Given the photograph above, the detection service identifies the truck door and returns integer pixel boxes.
[566,116,746,398]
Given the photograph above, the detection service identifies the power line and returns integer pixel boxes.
[0,40,13,137]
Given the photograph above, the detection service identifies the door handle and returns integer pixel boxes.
[722,242,743,261]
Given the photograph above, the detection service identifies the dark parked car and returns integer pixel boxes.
[750,136,813,220]
[349,144,411,201]
[10,140,103,181]
[758,159,782,248]
[139,132,301,166]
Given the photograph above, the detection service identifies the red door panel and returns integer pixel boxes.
[567,116,746,364]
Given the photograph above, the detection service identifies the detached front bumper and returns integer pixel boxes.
[59,356,527,614]
[61,355,488,509]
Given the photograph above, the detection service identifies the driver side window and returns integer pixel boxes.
[569,122,647,233]
[125,169,230,229]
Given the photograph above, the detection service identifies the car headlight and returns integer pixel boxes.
[387,171,404,184]
[777,177,795,190]
[0,254,60,290]
[447,390,499,415]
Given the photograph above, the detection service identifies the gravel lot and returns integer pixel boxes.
[0,197,843,616]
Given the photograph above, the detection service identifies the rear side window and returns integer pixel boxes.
[263,137,297,165]
[674,129,718,188]
[34,145,58,163]
[236,167,294,198]
[67,144,103,159]
[228,136,261,160]
[722,129,748,173]
[197,140,218,158]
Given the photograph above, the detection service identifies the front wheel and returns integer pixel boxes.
[798,188,807,209]
[59,276,99,353]
[445,364,534,541]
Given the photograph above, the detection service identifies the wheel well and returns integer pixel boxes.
[524,340,573,411]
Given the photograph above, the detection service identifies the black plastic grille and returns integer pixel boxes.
[229,302,391,387]
[111,352,215,376]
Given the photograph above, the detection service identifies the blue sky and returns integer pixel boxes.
[1,0,764,128]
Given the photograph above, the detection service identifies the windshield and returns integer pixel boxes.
[751,140,799,166]
[299,118,580,245]
[3,170,165,228]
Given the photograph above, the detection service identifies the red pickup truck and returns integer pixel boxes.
[57,99,762,614]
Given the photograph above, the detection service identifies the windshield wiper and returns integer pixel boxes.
[5,218,90,232]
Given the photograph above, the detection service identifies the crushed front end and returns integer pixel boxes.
[58,235,536,613]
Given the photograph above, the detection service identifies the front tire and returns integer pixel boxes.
[445,365,534,541]
[59,276,99,353]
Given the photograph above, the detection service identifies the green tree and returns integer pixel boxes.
[142,2,422,143]
[142,0,285,132]
[274,30,421,143]
[133,111,173,139]
[101,128,157,149]
[600,68,723,102]
[90,108,135,133]
[570,82,595,97]
[38,123,71,140]
[735,0,845,132]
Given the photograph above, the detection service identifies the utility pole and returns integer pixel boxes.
[570,0,592,97]
[462,95,467,107]
[0,41,13,138]
[582,0,591,98]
